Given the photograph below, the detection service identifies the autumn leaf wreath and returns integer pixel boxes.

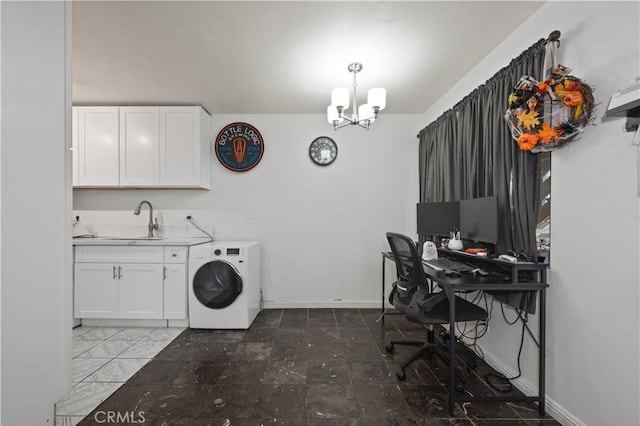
[505,65,595,153]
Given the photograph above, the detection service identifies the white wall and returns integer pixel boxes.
[0,2,3,420]
[74,114,422,307]
[420,2,640,425]
[1,1,72,424]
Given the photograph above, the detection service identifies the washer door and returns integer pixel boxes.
[192,260,243,309]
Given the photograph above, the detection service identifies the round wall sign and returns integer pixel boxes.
[215,122,265,172]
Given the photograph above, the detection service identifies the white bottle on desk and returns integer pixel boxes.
[447,231,463,251]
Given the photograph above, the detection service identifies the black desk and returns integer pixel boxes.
[381,250,549,416]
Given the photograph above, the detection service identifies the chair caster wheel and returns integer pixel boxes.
[454,383,465,392]
[396,370,406,381]
[385,344,395,353]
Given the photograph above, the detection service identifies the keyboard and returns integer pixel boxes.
[422,257,475,272]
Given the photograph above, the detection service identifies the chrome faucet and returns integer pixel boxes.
[133,200,159,238]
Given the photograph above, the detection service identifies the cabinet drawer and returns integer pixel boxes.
[164,246,187,264]
[75,246,164,263]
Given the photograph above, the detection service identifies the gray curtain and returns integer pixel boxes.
[418,39,546,257]
[419,110,457,202]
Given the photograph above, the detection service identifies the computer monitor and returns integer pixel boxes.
[416,201,460,237]
[460,195,499,244]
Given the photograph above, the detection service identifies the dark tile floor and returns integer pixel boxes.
[79,309,560,425]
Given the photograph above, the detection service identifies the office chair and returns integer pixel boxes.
[384,232,487,387]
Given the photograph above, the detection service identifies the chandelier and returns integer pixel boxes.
[327,63,386,130]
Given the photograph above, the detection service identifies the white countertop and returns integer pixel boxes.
[72,236,212,246]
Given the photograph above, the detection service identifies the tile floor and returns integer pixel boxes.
[70,309,560,425]
[56,326,185,425]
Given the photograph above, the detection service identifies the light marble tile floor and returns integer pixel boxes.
[55,326,184,426]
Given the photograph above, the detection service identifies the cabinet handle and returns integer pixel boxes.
[163,266,167,280]
[118,266,122,279]
[113,265,117,279]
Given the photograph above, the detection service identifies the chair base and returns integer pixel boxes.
[385,328,469,391]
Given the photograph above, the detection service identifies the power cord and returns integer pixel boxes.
[483,299,541,393]
[186,215,214,241]
[500,302,520,325]
[484,316,527,393]
[456,291,490,356]
[499,295,540,347]
[456,293,539,394]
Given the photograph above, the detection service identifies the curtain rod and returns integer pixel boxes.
[417,30,561,138]
[545,30,561,47]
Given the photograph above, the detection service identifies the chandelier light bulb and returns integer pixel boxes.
[368,87,387,110]
[358,104,375,122]
[327,105,342,124]
[331,87,350,110]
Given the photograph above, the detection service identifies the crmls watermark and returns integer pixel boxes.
[94,411,146,424]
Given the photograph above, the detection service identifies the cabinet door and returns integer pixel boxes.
[164,263,187,319]
[72,107,79,186]
[119,107,160,186]
[74,263,118,318]
[118,263,164,319]
[77,107,120,186]
[160,107,200,187]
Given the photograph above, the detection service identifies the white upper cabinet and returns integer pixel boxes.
[119,107,161,187]
[72,107,79,187]
[76,107,120,186]
[160,107,210,188]
[73,105,211,189]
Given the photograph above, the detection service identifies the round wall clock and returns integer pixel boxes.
[309,136,337,166]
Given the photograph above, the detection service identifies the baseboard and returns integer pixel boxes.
[81,318,176,328]
[479,345,585,426]
[262,299,381,309]
[168,319,189,328]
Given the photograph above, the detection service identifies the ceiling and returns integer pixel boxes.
[72,1,545,116]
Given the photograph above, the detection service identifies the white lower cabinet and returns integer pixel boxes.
[118,264,164,319]
[74,263,119,318]
[163,247,188,320]
[163,263,187,319]
[74,246,188,320]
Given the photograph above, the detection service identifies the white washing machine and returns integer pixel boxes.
[188,241,261,329]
